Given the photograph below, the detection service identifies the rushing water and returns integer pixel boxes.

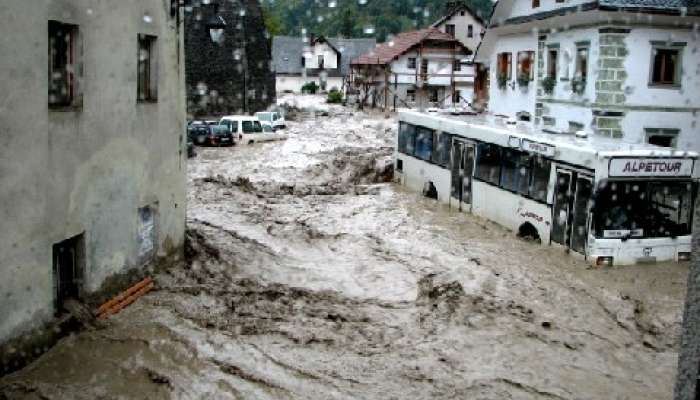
[1,98,689,399]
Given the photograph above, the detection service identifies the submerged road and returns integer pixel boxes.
[1,96,690,399]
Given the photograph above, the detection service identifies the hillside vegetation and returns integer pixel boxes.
[262,0,493,42]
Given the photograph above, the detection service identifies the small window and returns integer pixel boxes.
[575,46,589,81]
[48,20,80,108]
[242,120,262,133]
[137,34,158,102]
[415,127,433,161]
[530,157,551,202]
[431,131,451,167]
[406,88,416,102]
[650,47,682,86]
[420,59,429,78]
[301,57,306,67]
[407,57,416,69]
[497,52,512,80]
[429,89,439,103]
[318,55,324,69]
[396,159,403,172]
[460,11,465,16]
[501,149,532,195]
[453,60,461,72]
[517,51,535,80]
[445,24,455,37]
[398,122,416,155]
[547,49,558,79]
[476,143,502,185]
[468,25,473,38]
[532,0,540,8]
[645,128,679,147]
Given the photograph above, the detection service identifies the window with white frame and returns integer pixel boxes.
[137,34,158,102]
[575,45,589,81]
[645,128,679,148]
[49,20,80,108]
[649,42,684,87]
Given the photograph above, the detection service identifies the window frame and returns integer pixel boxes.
[649,42,684,88]
[497,52,512,80]
[574,44,589,82]
[532,0,540,8]
[467,25,473,38]
[137,34,158,103]
[445,24,456,37]
[407,57,417,69]
[48,20,81,110]
[547,47,558,79]
[517,51,535,80]
[645,128,680,148]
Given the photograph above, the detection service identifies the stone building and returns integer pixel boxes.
[675,231,700,399]
[475,0,700,151]
[185,0,275,117]
[0,0,187,372]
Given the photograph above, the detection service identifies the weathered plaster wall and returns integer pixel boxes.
[0,0,186,347]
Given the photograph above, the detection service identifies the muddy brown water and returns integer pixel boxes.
[1,105,689,399]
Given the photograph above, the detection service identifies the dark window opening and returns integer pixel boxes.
[406,88,416,102]
[407,57,416,69]
[318,55,324,69]
[548,49,558,79]
[415,126,434,161]
[420,59,429,80]
[429,89,439,103]
[497,52,512,80]
[398,122,416,155]
[468,25,473,38]
[501,149,532,195]
[48,20,79,108]
[53,234,85,315]
[138,34,158,102]
[475,143,502,185]
[517,51,535,80]
[532,0,540,8]
[651,48,680,85]
[576,47,589,81]
[396,159,403,172]
[445,24,455,37]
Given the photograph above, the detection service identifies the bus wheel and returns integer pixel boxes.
[517,223,541,244]
[249,140,254,145]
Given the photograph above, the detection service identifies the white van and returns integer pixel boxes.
[219,115,287,145]
[254,111,286,131]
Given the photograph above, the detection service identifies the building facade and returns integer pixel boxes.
[431,2,486,57]
[476,0,700,150]
[0,0,187,371]
[350,28,475,110]
[272,35,376,93]
[185,0,275,117]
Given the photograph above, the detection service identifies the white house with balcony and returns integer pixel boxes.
[349,27,475,110]
[431,1,487,57]
[272,35,376,93]
[476,0,700,150]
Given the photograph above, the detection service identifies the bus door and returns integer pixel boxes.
[551,168,593,254]
[450,139,475,211]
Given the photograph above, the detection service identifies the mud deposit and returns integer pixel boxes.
[1,98,690,399]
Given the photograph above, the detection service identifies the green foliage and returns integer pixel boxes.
[541,76,556,95]
[496,73,508,90]
[571,77,586,95]
[301,81,319,94]
[327,88,343,103]
[260,0,493,42]
[517,73,531,88]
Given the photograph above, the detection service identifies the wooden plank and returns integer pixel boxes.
[98,281,154,319]
[97,277,153,314]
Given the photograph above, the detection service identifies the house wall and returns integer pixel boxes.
[305,42,339,70]
[0,0,186,347]
[276,75,344,93]
[434,11,484,53]
[391,51,474,86]
[487,33,538,117]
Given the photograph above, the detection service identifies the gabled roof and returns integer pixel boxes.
[351,27,471,66]
[431,3,486,27]
[271,36,376,76]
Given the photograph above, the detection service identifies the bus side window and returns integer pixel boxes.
[398,123,417,155]
[475,143,502,185]
[431,131,451,167]
[530,157,551,202]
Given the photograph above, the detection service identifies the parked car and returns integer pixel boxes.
[219,115,287,145]
[254,111,286,131]
[188,124,234,146]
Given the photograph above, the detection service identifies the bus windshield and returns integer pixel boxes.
[593,181,694,239]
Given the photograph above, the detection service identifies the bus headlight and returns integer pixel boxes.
[678,252,691,262]
[596,256,613,266]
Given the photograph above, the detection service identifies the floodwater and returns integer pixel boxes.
[0,95,690,399]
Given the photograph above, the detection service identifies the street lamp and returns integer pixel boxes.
[206,3,226,44]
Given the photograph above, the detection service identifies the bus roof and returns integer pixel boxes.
[399,111,697,165]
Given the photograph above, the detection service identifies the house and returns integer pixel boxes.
[675,255,700,399]
[272,35,376,93]
[185,1,275,116]
[475,0,700,150]
[349,27,475,111]
[0,0,186,372]
[431,1,487,57]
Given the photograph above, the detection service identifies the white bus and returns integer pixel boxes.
[395,111,698,266]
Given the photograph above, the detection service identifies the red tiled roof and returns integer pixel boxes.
[351,27,465,66]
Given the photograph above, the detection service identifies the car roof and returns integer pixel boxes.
[220,115,259,121]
